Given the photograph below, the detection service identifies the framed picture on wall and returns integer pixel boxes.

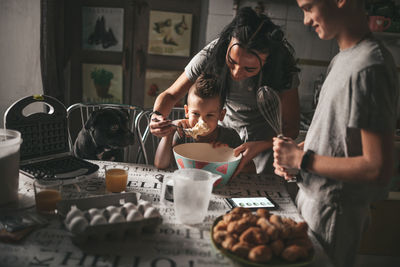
[82,7,124,52]
[82,63,123,103]
[148,10,193,57]
[144,69,184,108]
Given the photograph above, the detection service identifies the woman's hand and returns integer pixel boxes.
[149,113,175,138]
[232,141,271,177]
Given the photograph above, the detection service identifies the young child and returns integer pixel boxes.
[273,0,399,266]
[154,73,243,169]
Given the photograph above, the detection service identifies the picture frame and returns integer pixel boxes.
[148,10,193,57]
[82,63,123,104]
[144,69,184,108]
[82,7,124,52]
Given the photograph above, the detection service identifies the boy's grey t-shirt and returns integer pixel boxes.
[302,36,399,204]
[185,40,300,173]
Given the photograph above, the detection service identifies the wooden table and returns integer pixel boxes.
[0,161,333,267]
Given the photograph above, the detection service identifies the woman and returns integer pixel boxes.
[150,7,300,175]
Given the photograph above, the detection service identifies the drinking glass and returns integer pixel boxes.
[105,165,129,193]
[34,180,62,214]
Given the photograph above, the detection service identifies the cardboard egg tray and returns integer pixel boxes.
[57,192,162,244]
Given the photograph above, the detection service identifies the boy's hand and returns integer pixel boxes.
[273,161,297,181]
[172,119,191,137]
[272,137,303,170]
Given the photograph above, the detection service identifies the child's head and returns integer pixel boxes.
[184,73,226,136]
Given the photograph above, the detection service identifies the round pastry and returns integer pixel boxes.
[108,213,126,223]
[68,215,88,234]
[90,214,107,226]
[143,207,160,218]
[126,209,143,222]
[65,206,83,225]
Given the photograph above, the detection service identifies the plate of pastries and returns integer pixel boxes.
[211,207,314,266]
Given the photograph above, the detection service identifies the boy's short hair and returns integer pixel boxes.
[191,73,226,108]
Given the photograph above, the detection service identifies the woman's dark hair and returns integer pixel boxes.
[202,7,299,93]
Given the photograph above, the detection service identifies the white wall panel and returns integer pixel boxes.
[209,0,235,16]
[205,14,234,43]
[286,20,334,61]
[287,3,303,21]
[0,0,42,126]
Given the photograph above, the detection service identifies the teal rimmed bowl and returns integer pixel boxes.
[173,143,242,188]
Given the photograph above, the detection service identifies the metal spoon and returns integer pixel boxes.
[169,124,193,135]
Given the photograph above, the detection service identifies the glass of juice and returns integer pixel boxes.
[105,165,129,193]
[34,180,62,214]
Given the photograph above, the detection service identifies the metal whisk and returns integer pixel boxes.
[256,86,298,182]
[256,86,282,137]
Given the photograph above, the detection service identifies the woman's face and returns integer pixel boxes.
[225,37,268,81]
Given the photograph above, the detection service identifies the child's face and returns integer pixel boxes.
[184,94,225,137]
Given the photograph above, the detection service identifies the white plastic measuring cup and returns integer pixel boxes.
[0,129,22,206]
[173,169,220,224]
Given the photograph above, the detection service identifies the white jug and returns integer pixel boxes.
[172,168,220,224]
[0,129,22,206]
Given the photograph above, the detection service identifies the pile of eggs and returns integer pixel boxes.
[64,199,161,235]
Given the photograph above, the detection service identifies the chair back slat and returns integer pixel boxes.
[135,108,186,165]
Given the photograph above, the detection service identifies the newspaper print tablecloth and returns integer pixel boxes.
[0,161,333,267]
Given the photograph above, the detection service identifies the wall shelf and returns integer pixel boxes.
[373,31,400,49]
[373,31,400,39]
[373,32,400,71]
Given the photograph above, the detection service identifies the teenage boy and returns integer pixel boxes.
[272,0,399,266]
[154,74,243,169]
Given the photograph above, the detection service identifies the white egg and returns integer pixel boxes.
[90,214,107,226]
[88,208,102,219]
[68,216,88,234]
[123,202,136,212]
[137,200,152,215]
[65,206,83,225]
[121,202,136,216]
[144,207,161,218]
[126,209,143,222]
[108,213,126,223]
[104,206,120,217]
[106,205,120,214]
